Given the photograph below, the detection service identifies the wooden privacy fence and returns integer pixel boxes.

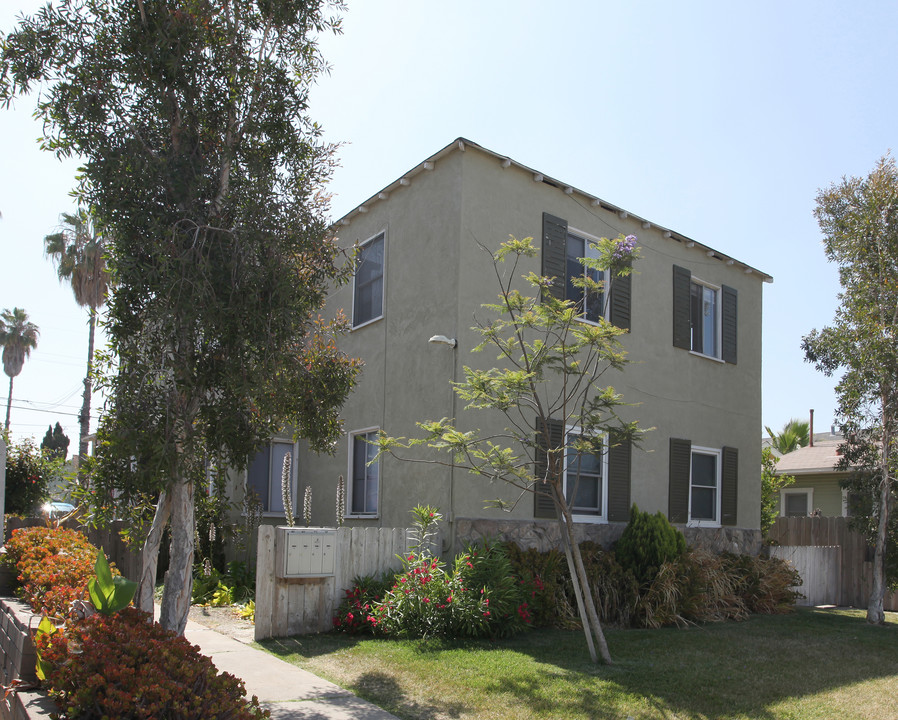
[768,516,898,610]
[254,525,437,641]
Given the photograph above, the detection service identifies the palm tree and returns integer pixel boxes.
[0,307,40,431]
[765,418,811,455]
[44,210,111,475]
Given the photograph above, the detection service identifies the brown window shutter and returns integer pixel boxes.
[721,446,738,526]
[542,213,567,302]
[607,431,631,522]
[609,273,632,332]
[669,437,691,524]
[672,265,691,350]
[533,417,563,519]
[721,285,737,364]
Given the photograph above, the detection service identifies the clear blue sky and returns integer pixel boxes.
[2,0,895,451]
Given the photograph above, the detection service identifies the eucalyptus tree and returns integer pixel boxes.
[379,234,640,664]
[45,210,110,477]
[802,155,898,625]
[0,308,39,432]
[1,0,357,634]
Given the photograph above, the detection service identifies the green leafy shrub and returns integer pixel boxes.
[36,607,267,720]
[333,571,396,633]
[614,504,687,586]
[579,541,640,627]
[3,436,60,516]
[4,526,101,617]
[192,560,255,606]
[502,542,572,627]
[373,550,494,638]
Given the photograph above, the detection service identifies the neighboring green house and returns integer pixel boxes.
[231,138,772,554]
[774,437,852,518]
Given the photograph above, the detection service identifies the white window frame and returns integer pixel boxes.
[347,427,380,518]
[781,488,813,517]
[689,276,722,361]
[244,438,299,518]
[688,446,721,527]
[566,227,607,325]
[352,231,386,329]
[562,426,608,524]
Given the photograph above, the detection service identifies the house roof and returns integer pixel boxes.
[775,440,847,476]
[331,137,773,283]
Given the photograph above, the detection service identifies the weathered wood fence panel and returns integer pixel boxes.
[255,526,433,641]
[768,516,898,611]
[769,545,840,606]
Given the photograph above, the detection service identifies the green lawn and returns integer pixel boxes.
[258,608,898,720]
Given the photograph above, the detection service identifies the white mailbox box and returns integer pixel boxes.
[275,527,337,578]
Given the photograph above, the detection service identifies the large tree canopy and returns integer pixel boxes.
[1,0,357,633]
[802,154,898,624]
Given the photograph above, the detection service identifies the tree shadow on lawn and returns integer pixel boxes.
[258,609,898,719]
[490,608,898,719]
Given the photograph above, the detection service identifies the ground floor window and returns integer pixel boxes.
[349,428,379,516]
[245,440,297,515]
[782,488,813,517]
[690,447,720,524]
[563,429,606,521]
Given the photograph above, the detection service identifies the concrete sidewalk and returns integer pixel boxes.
[181,615,401,720]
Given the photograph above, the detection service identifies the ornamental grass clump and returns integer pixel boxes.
[3,525,101,617]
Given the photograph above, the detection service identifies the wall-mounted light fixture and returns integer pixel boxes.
[428,335,457,349]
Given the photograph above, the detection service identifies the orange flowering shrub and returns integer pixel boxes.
[4,526,99,617]
[37,607,267,720]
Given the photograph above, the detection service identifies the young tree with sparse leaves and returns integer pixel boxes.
[1,0,357,634]
[378,233,640,664]
[802,154,898,625]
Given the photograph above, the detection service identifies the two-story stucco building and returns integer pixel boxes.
[238,138,772,555]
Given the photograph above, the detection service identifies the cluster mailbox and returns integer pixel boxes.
[275,527,337,578]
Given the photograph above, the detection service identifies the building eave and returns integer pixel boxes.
[331,137,774,283]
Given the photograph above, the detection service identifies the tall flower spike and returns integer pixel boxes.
[303,486,312,527]
[281,452,294,527]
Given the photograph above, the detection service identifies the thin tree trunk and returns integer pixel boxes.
[77,308,96,485]
[159,478,195,635]
[868,422,892,625]
[557,514,597,663]
[136,489,172,614]
[4,375,12,431]
[569,525,613,663]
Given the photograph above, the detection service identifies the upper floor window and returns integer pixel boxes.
[353,232,385,328]
[349,428,379,516]
[672,265,737,364]
[565,231,604,323]
[542,213,631,331]
[563,428,607,521]
[690,280,719,357]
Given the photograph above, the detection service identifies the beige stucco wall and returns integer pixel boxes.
[233,143,767,539]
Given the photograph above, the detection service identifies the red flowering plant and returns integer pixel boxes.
[36,607,268,720]
[3,526,101,617]
[333,571,395,633]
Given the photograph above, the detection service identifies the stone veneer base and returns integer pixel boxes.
[454,517,763,557]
